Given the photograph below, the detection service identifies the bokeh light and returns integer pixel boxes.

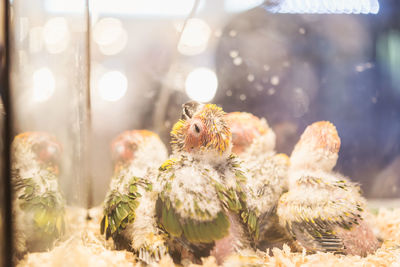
[93,18,128,56]
[43,17,70,54]
[185,68,218,102]
[98,71,128,102]
[178,18,211,56]
[32,68,55,102]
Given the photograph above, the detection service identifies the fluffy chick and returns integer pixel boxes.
[100,130,168,264]
[11,132,65,257]
[157,103,251,264]
[225,112,291,251]
[277,121,379,256]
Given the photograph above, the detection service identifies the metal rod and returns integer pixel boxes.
[2,0,14,264]
[85,0,93,212]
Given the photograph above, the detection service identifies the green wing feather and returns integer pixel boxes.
[217,154,260,237]
[101,176,151,239]
[241,209,260,239]
[214,180,243,212]
[17,177,65,238]
[280,177,364,253]
[156,157,231,244]
[157,197,230,244]
[240,153,289,241]
[214,155,247,213]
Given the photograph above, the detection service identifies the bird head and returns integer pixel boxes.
[225,112,276,155]
[12,132,62,175]
[290,121,341,172]
[171,103,232,161]
[111,129,167,171]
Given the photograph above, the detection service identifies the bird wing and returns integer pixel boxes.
[156,158,230,244]
[15,175,65,238]
[241,153,289,240]
[217,154,270,237]
[100,175,152,240]
[278,176,365,253]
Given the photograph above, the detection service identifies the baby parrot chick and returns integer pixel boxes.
[157,103,251,264]
[100,130,168,264]
[225,112,276,155]
[225,112,290,250]
[11,132,65,257]
[277,121,379,256]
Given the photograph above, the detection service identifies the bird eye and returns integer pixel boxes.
[189,120,204,137]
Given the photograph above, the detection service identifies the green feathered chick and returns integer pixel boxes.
[11,132,65,257]
[277,121,379,256]
[225,112,292,251]
[100,130,168,264]
[157,103,252,264]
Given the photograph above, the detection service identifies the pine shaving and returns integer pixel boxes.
[17,207,400,267]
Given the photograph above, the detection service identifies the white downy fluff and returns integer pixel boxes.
[108,134,167,194]
[189,143,233,166]
[278,169,365,227]
[242,153,288,215]
[12,140,60,194]
[289,146,338,188]
[242,123,276,156]
[12,137,63,254]
[169,160,222,221]
[121,189,163,251]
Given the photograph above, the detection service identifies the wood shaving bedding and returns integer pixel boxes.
[17,207,400,267]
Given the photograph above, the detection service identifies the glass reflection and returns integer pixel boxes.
[11,132,65,257]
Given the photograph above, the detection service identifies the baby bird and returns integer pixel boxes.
[277,121,379,256]
[225,112,290,251]
[100,130,168,264]
[11,132,65,257]
[225,112,276,155]
[156,103,251,264]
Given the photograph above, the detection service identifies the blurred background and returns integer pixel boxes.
[2,0,400,207]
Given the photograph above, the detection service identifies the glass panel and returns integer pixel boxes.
[6,0,400,265]
[8,0,89,262]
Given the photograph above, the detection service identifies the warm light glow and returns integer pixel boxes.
[45,0,199,16]
[32,68,55,102]
[98,71,128,102]
[45,0,85,13]
[264,0,379,14]
[178,18,211,56]
[93,18,128,56]
[185,68,218,102]
[43,17,70,54]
